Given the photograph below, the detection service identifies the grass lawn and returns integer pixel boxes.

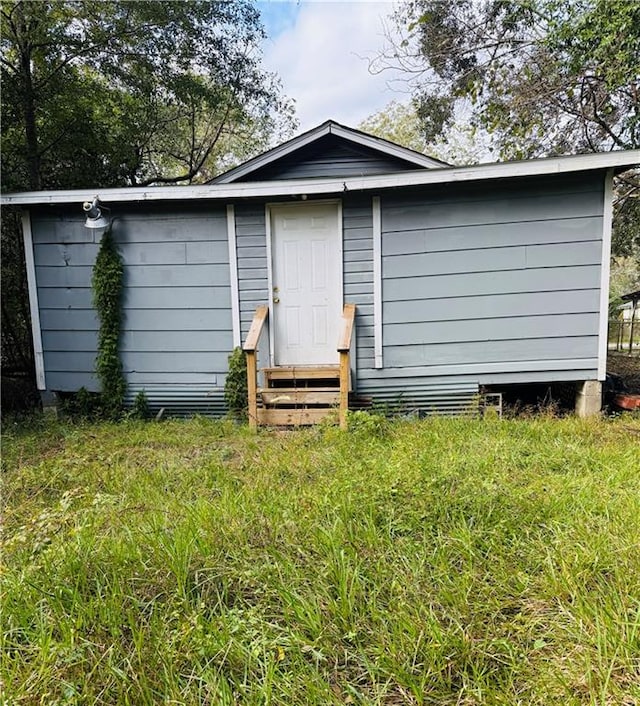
[2,414,640,705]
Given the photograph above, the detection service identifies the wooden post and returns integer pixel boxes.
[243,305,268,431]
[630,300,637,355]
[337,304,356,431]
[339,350,349,430]
[246,350,257,430]
[617,319,623,351]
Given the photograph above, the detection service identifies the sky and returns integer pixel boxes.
[257,0,408,135]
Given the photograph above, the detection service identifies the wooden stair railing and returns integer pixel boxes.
[243,305,269,430]
[337,303,356,430]
[244,303,356,429]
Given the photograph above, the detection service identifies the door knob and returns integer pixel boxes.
[273,297,280,304]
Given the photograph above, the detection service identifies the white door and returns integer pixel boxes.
[271,202,342,365]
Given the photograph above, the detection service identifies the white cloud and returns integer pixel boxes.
[262,1,408,133]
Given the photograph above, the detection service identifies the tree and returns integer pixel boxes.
[1,0,295,191]
[377,0,639,259]
[0,0,295,397]
[358,99,492,165]
[383,0,639,157]
[359,100,430,154]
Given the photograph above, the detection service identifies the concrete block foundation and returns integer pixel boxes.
[575,380,602,418]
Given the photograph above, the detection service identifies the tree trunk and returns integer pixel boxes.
[15,4,41,190]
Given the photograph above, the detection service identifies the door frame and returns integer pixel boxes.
[265,199,343,366]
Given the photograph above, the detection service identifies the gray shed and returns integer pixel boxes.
[3,121,638,423]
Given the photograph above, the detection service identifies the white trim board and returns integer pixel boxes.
[226,205,241,348]
[372,196,383,369]
[4,149,638,206]
[264,204,275,366]
[597,169,614,380]
[21,210,46,390]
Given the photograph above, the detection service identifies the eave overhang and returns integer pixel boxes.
[2,149,638,207]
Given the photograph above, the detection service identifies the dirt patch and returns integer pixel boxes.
[607,353,640,393]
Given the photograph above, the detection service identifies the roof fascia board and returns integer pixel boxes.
[214,119,445,184]
[3,150,638,206]
[328,123,446,168]
[213,122,333,184]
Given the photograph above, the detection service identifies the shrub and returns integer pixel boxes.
[129,390,150,420]
[224,347,248,420]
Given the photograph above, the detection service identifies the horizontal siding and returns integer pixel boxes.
[29,169,606,413]
[235,204,269,342]
[385,313,599,347]
[343,195,374,372]
[40,308,231,332]
[42,330,229,353]
[241,136,421,181]
[384,240,601,278]
[44,351,230,374]
[40,286,237,310]
[33,240,230,267]
[376,172,605,389]
[384,337,598,367]
[381,174,603,232]
[384,289,600,323]
[36,263,230,288]
[384,264,601,301]
[32,206,233,408]
[383,216,603,255]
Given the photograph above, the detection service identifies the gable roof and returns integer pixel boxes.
[210,119,449,184]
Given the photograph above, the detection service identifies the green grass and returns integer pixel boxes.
[2,414,640,705]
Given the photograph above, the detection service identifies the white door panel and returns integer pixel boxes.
[271,203,341,365]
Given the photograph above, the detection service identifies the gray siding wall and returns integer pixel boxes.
[373,173,604,386]
[343,195,375,371]
[32,206,232,413]
[235,204,269,342]
[30,170,606,417]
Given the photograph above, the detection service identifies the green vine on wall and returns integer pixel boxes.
[92,229,126,418]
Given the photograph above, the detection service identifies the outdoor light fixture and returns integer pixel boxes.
[83,197,111,232]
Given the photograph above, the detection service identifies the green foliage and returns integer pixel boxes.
[59,387,103,420]
[359,100,431,154]
[91,230,125,418]
[224,347,248,420]
[345,409,389,436]
[0,0,295,191]
[608,256,640,316]
[0,1,295,387]
[387,0,640,257]
[613,186,640,259]
[395,0,639,157]
[129,390,150,420]
[1,208,33,374]
[2,416,640,703]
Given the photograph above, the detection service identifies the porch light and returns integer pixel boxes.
[83,197,111,232]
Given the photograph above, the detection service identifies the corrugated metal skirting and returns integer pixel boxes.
[125,386,226,417]
[354,380,480,416]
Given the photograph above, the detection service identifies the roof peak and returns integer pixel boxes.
[210,119,449,184]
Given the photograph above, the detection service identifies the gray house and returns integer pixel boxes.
[3,121,638,424]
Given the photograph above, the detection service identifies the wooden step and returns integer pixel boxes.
[262,365,340,382]
[256,407,334,426]
[259,388,340,406]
